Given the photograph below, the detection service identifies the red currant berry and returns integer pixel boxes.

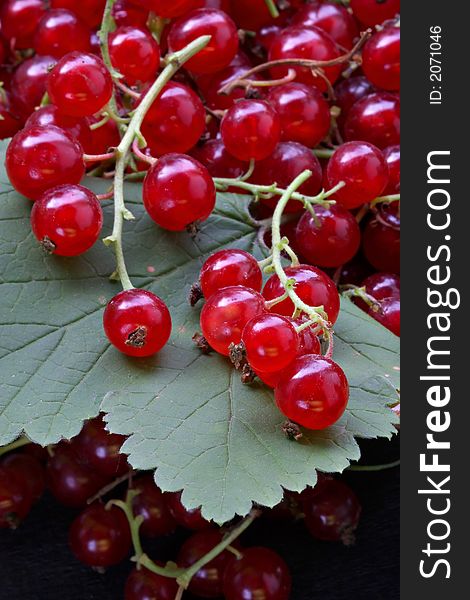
[292,1,359,50]
[113,0,149,28]
[269,26,341,92]
[10,54,57,119]
[200,249,262,298]
[103,289,172,357]
[198,64,258,112]
[109,26,160,86]
[369,297,400,336]
[0,93,22,139]
[50,0,106,28]
[383,145,400,194]
[25,105,91,149]
[47,51,113,117]
[195,0,231,10]
[263,265,340,324]
[191,140,246,180]
[253,142,323,213]
[0,0,46,49]
[267,82,331,149]
[168,8,239,75]
[362,26,400,91]
[143,153,216,231]
[133,0,197,18]
[74,415,129,478]
[350,0,400,27]
[34,9,92,58]
[131,475,177,537]
[334,75,376,129]
[6,125,85,201]
[326,141,389,209]
[0,465,33,528]
[31,184,103,256]
[200,285,266,356]
[141,82,205,156]
[125,567,179,600]
[230,0,272,31]
[46,442,108,508]
[1,453,45,503]
[301,478,361,542]
[296,204,361,267]
[296,317,322,356]
[275,355,349,430]
[69,503,132,568]
[363,272,400,301]
[242,313,299,374]
[362,207,400,274]
[223,547,291,600]
[221,99,281,162]
[166,491,209,530]
[85,114,121,155]
[178,530,235,598]
[344,92,400,149]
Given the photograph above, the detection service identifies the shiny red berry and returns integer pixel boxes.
[301,478,361,542]
[200,249,262,298]
[383,145,400,194]
[326,141,389,209]
[267,83,331,148]
[69,503,132,568]
[50,0,106,28]
[368,297,400,336]
[125,567,179,600]
[74,415,129,478]
[344,92,400,149]
[0,93,22,139]
[0,465,33,528]
[143,153,216,231]
[363,272,400,301]
[109,26,161,85]
[6,125,85,201]
[0,0,46,49]
[31,184,103,256]
[200,285,266,356]
[25,105,91,149]
[198,64,256,112]
[168,8,239,74]
[113,0,149,28]
[263,265,340,324]
[48,52,113,117]
[350,0,400,27]
[242,313,299,374]
[292,0,359,50]
[134,0,197,18]
[223,547,291,600]
[191,140,246,180]
[166,491,209,530]
[46,442,108,508]
[269,26,342,92]
[1,454,45,504]
[275,355,349,430]
[34,9,92,58]
[178,530,235,598]
[362,206,400,274]
[103,289,172,357]
[85,114,121,155]
[221,99,281,162]
[253,142,323,213]
[10,55,57,119]
[296,204,361,267]
[141,82,205,156]
[334,75,376,130]
[362,26,400,91]
[131,475,177,537]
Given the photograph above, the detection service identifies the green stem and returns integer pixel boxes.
[103,35,211,291]
[0,436,30,457]
[264,0,280,18]
[213,177,335,209]
[341,285,380,310]
[370,193,400,208]
[313,148,336,158]
[177,510,260,589]
[271,176,345,326]
[348,459,400,472]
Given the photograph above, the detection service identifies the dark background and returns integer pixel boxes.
[0,436,399,600]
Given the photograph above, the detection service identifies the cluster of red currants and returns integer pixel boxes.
[0,414,361,600]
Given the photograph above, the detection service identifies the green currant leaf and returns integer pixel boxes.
[0,140,399,523]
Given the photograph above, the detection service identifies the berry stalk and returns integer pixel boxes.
[103,34,211,291]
